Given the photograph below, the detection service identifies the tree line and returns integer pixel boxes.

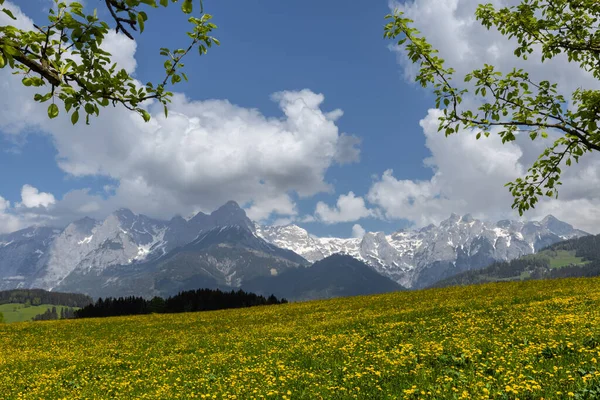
[75,288,287,319]
[32,306,77,321]
[0,289,93,308]
[547,235,600,262]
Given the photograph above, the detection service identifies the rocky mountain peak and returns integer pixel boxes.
[113,208,135,220]
[441,213,462,226]
[258,213,589,290]
[210,200,253,231]
[461,214,475,223]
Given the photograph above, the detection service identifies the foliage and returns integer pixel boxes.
[32,306,77,321]
[0,288,92,308]
[75,288,287,319]
[0,0,218,124]
[0,312,4,324]
[3,279,600,397]
[384,1,600,215]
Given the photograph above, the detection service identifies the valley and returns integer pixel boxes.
[2,278,600,398]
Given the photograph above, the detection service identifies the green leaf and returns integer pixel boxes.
[160,0,168,6]
[182,0,193,14]
[164,105,168,118]
[141,110,151,122]
[137,13,145,33]
[2,8,16,20]
[0,55,4,69]
[71,109,79,125]
[48,103,59,119]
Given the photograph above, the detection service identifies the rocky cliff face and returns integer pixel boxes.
[257,214,588,288]
[0,201,256,292]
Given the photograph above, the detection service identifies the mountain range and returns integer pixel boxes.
[257,213,587,288]
[0,201,589,300]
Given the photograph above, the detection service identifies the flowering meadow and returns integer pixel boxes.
[2,278,600,399]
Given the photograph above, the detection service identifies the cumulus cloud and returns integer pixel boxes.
[19,185,56,209]
[367,109,525,226]
[315,192,373,224]
[102,30,137,74]
[0,3,361,231]
[388,0,600,97]
[0,1,34,30]
[351,223,366,239]
[0,197,23,234]
[372,0,600,233]
[0,196,36,234]
[367,109,600,233]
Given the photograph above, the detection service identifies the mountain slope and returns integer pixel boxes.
[433,234,600,288]
[0,201,259,292]
[56,225,309,298]
[257,214,589,289]
[243,254,403,301]
[0,227,61,290]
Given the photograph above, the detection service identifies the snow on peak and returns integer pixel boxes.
[78,235,93,245]
[257,213,587,289]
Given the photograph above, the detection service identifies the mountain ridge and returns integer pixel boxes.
[432,234,600,288]
[0,201,589,297]
[256,213,588,288]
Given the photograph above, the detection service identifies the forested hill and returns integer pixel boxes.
[432,234,600,288]
[0,289,93,308]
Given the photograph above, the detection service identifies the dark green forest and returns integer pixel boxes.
[75,288,287,319]
[0,289,92,308]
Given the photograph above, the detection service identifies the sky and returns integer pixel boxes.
[1,0,599,237]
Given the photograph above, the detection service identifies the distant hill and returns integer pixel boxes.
[0,289,92,323]
[243,254,404,301]
[0,289,92,308]
[432,235,600,288]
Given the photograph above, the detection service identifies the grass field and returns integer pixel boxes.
[2,278,600,399]
[0,303,72,323]
[540,250,590,269]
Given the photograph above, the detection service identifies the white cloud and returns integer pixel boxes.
[374,0,600,233]
[351,223,366,239]
[245,193,297,222]
[367,109,600,233]
[368,109,525,226]
[102,30,137,74]
[388,0,600,97]
[19,185,56,208]
[315,192,373,224]
[0,2,34,31]
[0,3,360,229]
[0,196,26,234]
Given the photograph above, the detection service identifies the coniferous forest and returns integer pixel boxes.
[75,288,287,319]
[0,289,92,308]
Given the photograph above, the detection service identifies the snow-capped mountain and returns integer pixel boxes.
[0,201,589,296]
[257,214,588,288]
[55,224,308,298]
[0,201,256,292]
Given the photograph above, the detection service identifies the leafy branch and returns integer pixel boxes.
[0,0,218,124]
[384,1,600,215]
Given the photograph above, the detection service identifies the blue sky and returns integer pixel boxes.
[2,0,599,236]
